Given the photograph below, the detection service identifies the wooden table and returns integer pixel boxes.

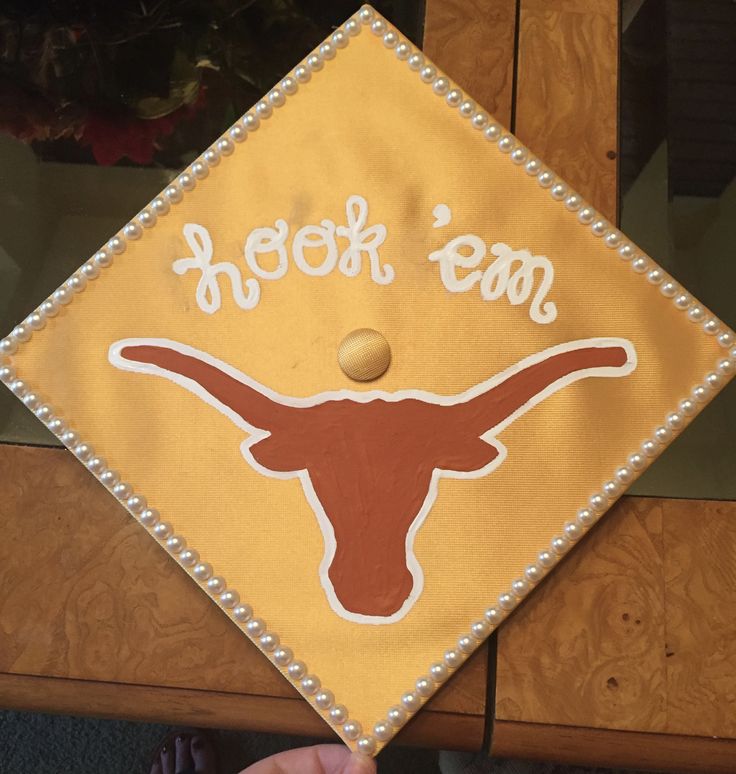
[1,2,735,772]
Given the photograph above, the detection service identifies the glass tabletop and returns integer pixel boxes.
[0,0,733,499]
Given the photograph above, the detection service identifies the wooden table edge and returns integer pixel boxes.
[491,719,736,773]
[0,671,484,751]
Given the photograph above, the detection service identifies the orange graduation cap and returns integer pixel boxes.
[2,4,734,757]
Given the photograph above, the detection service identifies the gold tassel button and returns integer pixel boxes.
[338,328,392,382]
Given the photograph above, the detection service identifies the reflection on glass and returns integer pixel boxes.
[621,0,735,498]
[0,1,424,445]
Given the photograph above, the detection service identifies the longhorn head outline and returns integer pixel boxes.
[109,336,636,624]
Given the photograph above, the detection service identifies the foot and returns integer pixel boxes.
[150,730,217,774]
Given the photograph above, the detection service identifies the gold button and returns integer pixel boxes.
[338,328,391,382]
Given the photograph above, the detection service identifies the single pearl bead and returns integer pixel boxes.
[615,466,632,484]
[485,124,502,142]
[401,692,420,711]
[123,221,142,240]
[564,521,584,542]
[387,706,406,727]
[538,549,555,567]
[458,99,476,117]
[273,646,293,666]
[12,324,31,343]
[666,412,683,430]
[717,331,734,348]
[41,298,60,316]
[26,311,46,331]
[370,18,386,35]
[679,398,696,415]
[67,274,87,294]
[578,207,595,224]
[268,89,286,108]
[229,123,246,143]
[358,6,373,23]
[458,634,475,652]
[243,113,260,132]
[471,619,490,639]
[152,521,172,539]
[138,209,156,228]
[191,161,208,179]
[444,649,462,668]
[59,428,78,445]
[654,426,672,443]
[550,183,567,200]
[126,494,146,514]
[510,147,528,164]
[99,469,119,488]
[193,562,212,581]
[35,404,53,422]
[408,53,424,71]
[618,243,634,260]
[301,675,321,695]
[524,564,543,583]
[207,576,226,594]
[590,493,606,511]
[307,54,323,72]
[471,112,488,129]
[432,77,449,95]
[1,365,16,384]
[429,662,448,682]
[564,194,582,210]
[603,479,620,497]
[577,507,596,527]
[511,578,530,596]
[343,720,362,740]
[281,76,298,95]
[139,508,159,527]
[660,280,678,297]
[647,269,664,285]
[703,318,720,335]
[331,30,348,49]
[416,676,433,696]
[329,705,348,725]
[445,88,462,107]
[287,660,306,680]
[219,589,239,608]
[641,439,658,457]
[420,65,437,83]
[604,230,622,247]
[356,736,376,756]
[628,452,646,470]
[687,305,705,322]
[591,219,608,237]
[498,136,515,153]
[674,293,691,310]
[382,31,398,48]
[108,235,126,254]
[22,393,39,410]
[246,618,265,637]
[260,632,279,652]
[551,535,570,554]
[395,42,411,60]
[498,593,516,610]
[374,721,393,740]
[631,257,649,273]
[717,358,733,375]
[294,65,311,83]
[525,158,541,175]
[166,535,186,554]
[164,184,183,205]
[537,170,554,187]
[315,689,334,709]
[81,261,100,280]
[344,19,360,36]
[179,549,198,567]
[233,604,253,622]
[113,483,134,501]
[53,287,72,306]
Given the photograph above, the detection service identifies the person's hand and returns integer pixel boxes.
[242,744,377,774]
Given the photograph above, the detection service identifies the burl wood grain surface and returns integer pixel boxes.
[424,0,517,127]
[0,444,486,748]
[495,497,736,740]
[515,0,619,221]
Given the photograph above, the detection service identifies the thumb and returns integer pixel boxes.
[338,751,378,774]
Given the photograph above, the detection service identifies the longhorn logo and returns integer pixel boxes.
[109,337,636,624]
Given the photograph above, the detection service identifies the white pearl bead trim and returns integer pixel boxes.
[1,5,733,756]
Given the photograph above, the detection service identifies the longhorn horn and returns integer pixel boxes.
[449,339,635,434]
[111,340,297,432]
